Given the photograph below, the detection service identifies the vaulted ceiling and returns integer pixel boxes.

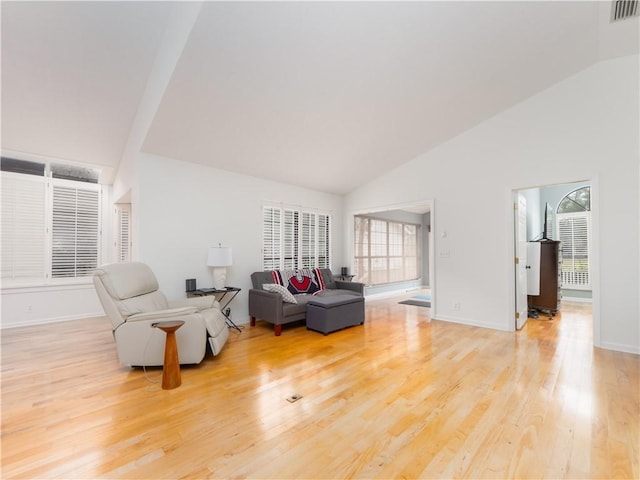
[2,1,638,194]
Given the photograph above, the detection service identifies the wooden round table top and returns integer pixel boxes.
[153,320,185,332]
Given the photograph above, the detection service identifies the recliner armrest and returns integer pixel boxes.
[126,307,198,323]
[169,296,220,311]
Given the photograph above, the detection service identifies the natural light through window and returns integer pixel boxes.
[354,215,420,285]
[556,186,591,289]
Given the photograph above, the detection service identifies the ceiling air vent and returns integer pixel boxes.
[611,0,639,21]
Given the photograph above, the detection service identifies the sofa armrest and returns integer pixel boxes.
[126,307,198,323]
[249,288,284,323]
[334,280,364,295]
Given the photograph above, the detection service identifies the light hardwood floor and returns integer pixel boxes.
[1,295,638,479]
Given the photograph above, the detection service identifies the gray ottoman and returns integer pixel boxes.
[306,295,365,335]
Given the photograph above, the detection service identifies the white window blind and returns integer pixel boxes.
[301,212,316,268]
[283,209,297,269]
[557,212,591,288]
[1,172,46,283]
[1,159,102,286]
[116,205,131,262]
[263,207,281,271]
[354,215,420,285]
[52,182,100,278]
[318,214,330,268]
[262,205,330,270]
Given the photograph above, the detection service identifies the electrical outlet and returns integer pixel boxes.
[453,302,461,311]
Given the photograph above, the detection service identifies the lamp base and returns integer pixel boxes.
[212,267,227,290]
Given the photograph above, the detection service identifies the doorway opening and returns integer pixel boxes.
[512,180,595,342]
[348,200,435,308]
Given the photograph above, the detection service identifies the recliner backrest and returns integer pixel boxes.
[93,262,169,327]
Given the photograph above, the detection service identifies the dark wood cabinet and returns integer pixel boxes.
[529,240,561,315]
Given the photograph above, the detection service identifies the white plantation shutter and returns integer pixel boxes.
[117,205,131,262]
[301,212,316,268]
[318,214,330,268]
[263,207,281,270]
[1,159,102,285]
[51,182,100,278]
[557,212,591,288]
[283,210,297,269]
[262,205,330,270]
[1,172,46,283]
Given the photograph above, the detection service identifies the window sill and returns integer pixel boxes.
[1,279,94,294]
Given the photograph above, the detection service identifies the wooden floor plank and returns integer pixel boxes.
[1,296,638,479]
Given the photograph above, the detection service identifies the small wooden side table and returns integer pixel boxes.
[153,320,185,390]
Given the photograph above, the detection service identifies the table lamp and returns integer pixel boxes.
[207,245,232,290]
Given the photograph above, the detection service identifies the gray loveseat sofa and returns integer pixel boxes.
[249,268,364,335]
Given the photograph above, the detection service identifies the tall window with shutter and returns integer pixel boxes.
[116,205,131,262]
[262,205,330,270]
[1,158,101,286]
[51,183,100,277]
[1,163,46,283]
[556,186,591,289]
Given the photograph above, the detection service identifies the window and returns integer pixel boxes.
[1,168,46,283]
[556,186,591,289]
[51,182,100,278]
[1,158,101,286]
[354,215,420,285]
[116,204,131,263]
[262,205,330,270]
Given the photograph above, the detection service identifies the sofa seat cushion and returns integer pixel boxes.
[283,293,320,317]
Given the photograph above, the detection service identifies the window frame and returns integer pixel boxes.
[353,214,421,286]
[555,186,591,290]
[1,159,102,287]
[262,204,331,271]
[557,211,591,290]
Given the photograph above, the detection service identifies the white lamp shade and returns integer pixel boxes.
[207,247,232,267]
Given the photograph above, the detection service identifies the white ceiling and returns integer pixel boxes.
[2,2,638,194]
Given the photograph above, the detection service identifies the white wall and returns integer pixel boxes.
[345,55,639,353]
[1,284,103,327]
[519,187,541,241]
[134,153,344,325]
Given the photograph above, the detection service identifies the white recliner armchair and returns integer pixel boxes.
[93,262,229,367]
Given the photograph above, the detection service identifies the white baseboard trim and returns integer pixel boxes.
[365,285,428,301]
[1,312,105,329]
[432,314,510,332]
[597,341,640,355]
[561,297,593,304]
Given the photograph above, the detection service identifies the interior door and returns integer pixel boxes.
[515,194,528,329]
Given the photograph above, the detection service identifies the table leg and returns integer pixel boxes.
[153,321,185,390]
[162,329,181,389]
